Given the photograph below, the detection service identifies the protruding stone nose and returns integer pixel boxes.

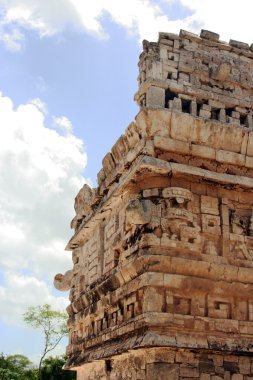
[54,270,73,291]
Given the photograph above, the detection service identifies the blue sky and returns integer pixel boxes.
[0,0,252,364]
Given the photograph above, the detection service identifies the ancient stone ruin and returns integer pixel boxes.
[55,29,253,379]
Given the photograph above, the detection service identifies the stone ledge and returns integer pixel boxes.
[66,155,253,250]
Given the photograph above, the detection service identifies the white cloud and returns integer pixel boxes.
[29,98,47,114]
[69,0,174,42]
[53,116,73,134]
[0,91,87,325]
[177,0,253,43]
[0,0,78,49]
[0,272,68,326]
[0,27,24,51]
[0,0,252,49]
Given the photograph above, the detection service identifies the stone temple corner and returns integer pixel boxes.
[55,29,253,380]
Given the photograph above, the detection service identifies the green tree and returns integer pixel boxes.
[40,356,75,380]
[23,304,68,380]
[0,353,37,380]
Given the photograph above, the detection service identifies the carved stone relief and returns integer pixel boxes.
[71,185,95,231]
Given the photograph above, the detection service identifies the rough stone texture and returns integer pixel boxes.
[55,30,253,379]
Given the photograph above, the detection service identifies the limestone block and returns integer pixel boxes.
[175,351,199,364]
[219,109,226,123]
[216,150,245,166]
[170,112,194,142]
[102,152,115,176]
[143,188,159,198]
[143,140,155,156]
[228,116,240,126]
[246,114,253,128]
[146,363,179,380]
[208,296,232,319]
[200,375,211,380]
[97,168,105,185]
[201,196,219,215]
[202,214,221,235]
[191,119,244,152]
[160,47,168,59]
[238,267,253,283]
[241,133,248,155]
[239,321,253,334]
[246,132,253,156]
[209,100,225,109]
[168,80,184,93]
[167,295,191,315]
[239,357,251,374]
[178,72,189,82]
[231,375,243,380]
[249,301,253,320]
[174,39,179,48]
[142,287,163,312]
[200,29,219,41]
[125,199,152,228]
[111,135,128,163]
[159,38,174,46]
[210,62,231,81]
[154,135,190,155]
[190,101,197,116]
[86,226,103,283]
[146,86,165,108]
[148,348,176,364]
[178,58,196,73]
[191,296,206,316]
[136,109,172,137]
[124,122,140,149]
[180,29,201,42]
[179,364,199,377]
[245,156,253,169]
[180,224,201,244]
[159,32,179,41]
[125,139,145,165]
[229,39,249,49]
[199,109,211,119]
[104,214,119,243]
[192,144,216,160]
[169,98,182,111]
[169,52,179,62]
[149,62,163,79]
[215,320,239,333]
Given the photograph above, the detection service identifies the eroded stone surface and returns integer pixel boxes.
[55,29,253,379]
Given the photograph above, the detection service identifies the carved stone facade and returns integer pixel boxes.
[55,29,253,379]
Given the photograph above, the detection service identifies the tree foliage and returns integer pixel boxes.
[40,356,75,380]
[0,353,76,380]
[0,353,37,380]
[23,304,68,380]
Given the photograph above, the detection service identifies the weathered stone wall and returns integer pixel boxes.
[65,173,253,368]
[135,29,253,126]
[76,348,253,380]
[55,29,253,379]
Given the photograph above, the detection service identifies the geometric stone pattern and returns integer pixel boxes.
[55,29,253,379]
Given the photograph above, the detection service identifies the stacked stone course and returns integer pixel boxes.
[55,29,253,379]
